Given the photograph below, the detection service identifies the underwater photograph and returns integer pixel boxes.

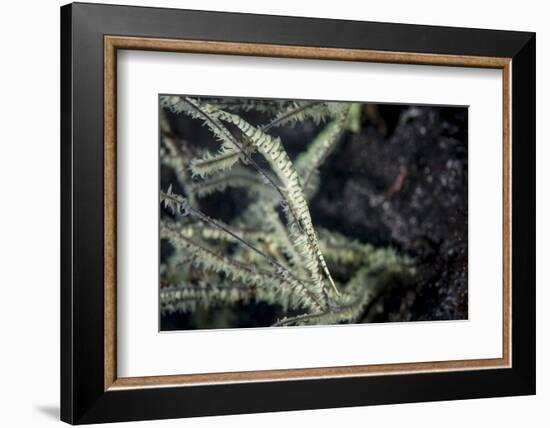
[159,95,468,331]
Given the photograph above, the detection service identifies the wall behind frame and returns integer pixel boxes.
[0,0,545,427]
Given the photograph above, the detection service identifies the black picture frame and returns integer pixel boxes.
[61,2,535,424]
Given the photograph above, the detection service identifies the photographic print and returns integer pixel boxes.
[159,95,468,331]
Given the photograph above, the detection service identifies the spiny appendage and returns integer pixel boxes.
[295,116,346,194]
[273,267,376,326]
[212,109,340,297]
[161,219,324,313]
[189,167,270,199]
[161,96,250,178]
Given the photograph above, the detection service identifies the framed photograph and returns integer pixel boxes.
[60,2,535,424]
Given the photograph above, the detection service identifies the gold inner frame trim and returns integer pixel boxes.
[104,35,512,391]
